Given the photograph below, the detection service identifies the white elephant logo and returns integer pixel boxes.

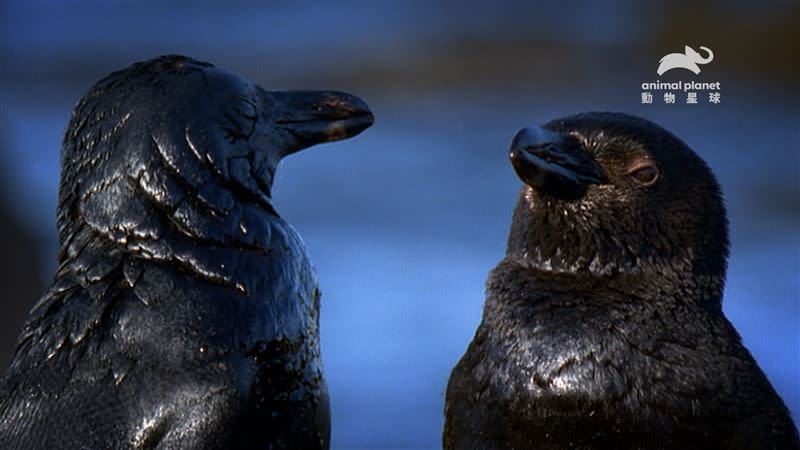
[657,46,714,76]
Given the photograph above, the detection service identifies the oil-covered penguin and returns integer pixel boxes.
[0,55,373,450]
[444,113,799,449]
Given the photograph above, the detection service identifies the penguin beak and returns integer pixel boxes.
[272,90,374,155]
[509,127,607,200]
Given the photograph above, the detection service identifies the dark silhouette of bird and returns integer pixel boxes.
[0,55,373,450]
[443,112,799,450]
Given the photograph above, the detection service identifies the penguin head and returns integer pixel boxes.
[507,112,728,290]
[65,55,372,198]
[58,55,372,245]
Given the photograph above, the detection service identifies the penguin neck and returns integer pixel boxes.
[504,198,725,308]
[498,253,725,313]
[56,159,288,298]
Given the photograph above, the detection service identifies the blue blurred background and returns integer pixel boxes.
[0,1,798,448]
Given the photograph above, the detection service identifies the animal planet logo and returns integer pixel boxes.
[640,45,721,105]
[657,46,714,75]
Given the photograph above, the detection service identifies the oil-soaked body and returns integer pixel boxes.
[446,263,798,450]
[444,113,799,450]
[0,55,373,449]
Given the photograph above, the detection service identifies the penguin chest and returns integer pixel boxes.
[235,224,329,448]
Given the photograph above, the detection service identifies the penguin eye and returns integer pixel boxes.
[628,162,660,186]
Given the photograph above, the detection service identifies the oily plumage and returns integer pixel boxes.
[444,113,799,449]
[0,55,373,449]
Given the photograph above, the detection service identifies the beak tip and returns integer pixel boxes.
[275,90,374,150]
[510,128,532,152]
[511,126,562,153]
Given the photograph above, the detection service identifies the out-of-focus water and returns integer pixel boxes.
[1,86,797,448]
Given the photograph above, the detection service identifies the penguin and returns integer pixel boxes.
[444,112,799,450]
[0,55,373,450]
